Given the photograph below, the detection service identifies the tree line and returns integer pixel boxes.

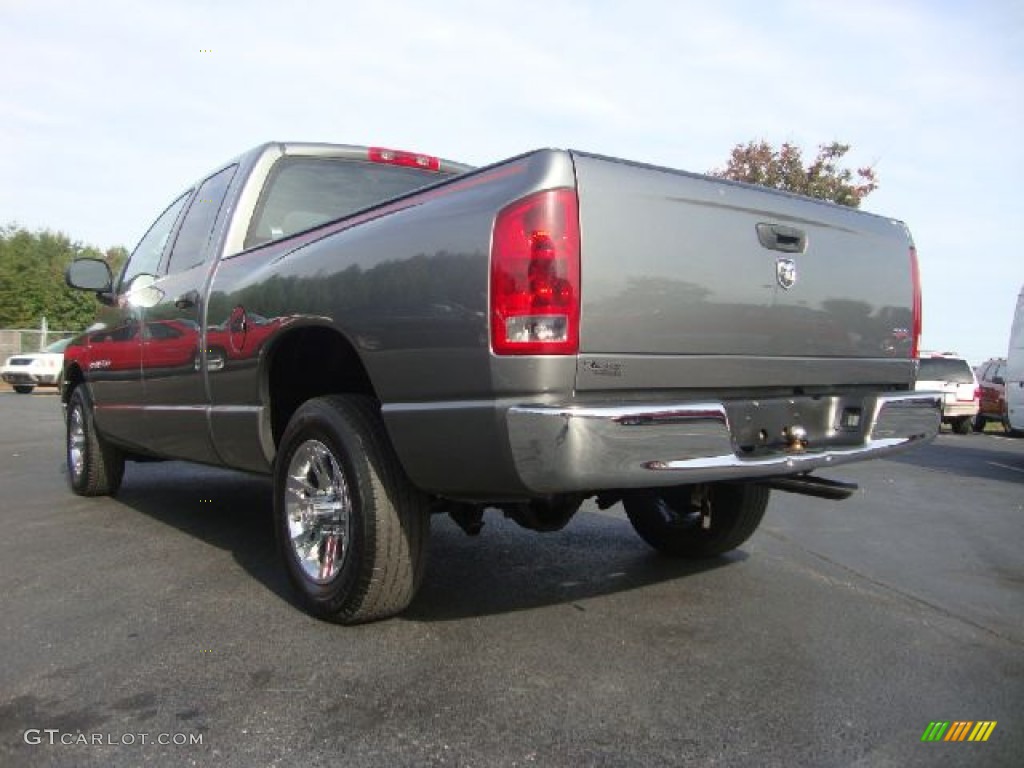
[0,225,127,330]
[1,140,875,332]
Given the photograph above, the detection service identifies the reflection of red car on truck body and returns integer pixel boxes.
[65,319,202,376]
[205,312,286,368]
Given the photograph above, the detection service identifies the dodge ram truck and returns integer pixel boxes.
[62,142,941,623]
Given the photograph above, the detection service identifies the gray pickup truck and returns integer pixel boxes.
[63,142,940,623]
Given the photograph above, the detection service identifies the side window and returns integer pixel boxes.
[121,193,191,289]
[109,322,139,342]
[996,362,1006,381]
[145,322,183,341]
[165,165,238,275]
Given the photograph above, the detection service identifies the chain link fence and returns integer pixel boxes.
[0,323,78,361]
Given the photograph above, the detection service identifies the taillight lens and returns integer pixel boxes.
[368,147,441,172]
[909,245,922,359]
[490,188,580,355]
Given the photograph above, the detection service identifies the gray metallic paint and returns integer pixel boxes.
[202,149,581,492]
[571,152,917,380]
[70,143,937,501]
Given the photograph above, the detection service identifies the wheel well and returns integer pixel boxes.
[266,326,376,447]
[62,364,85,404]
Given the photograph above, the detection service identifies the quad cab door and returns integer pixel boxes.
[140,164,238,463]
[86,192,191,451]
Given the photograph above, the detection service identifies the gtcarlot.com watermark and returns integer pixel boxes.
[24,729,203,747]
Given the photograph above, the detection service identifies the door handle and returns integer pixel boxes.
[756,223,807,254]
[174,290,200,310]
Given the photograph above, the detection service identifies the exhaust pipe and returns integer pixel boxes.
[762,474,858,501]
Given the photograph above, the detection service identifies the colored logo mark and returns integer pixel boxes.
[921,721,997,742]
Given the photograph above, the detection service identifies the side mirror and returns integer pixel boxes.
[66,258,113,293]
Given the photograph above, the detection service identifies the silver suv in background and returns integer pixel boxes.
[915,354,979,434]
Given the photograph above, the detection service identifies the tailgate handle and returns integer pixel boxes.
[756,223,806,254]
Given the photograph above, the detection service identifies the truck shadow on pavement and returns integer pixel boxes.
[112,462,742,622]
[112,462,291,602]
[407,513,743,622]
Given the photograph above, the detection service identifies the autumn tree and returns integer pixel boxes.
[710,141,878,208]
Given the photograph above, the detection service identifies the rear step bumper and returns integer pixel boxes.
[506,393,941,493]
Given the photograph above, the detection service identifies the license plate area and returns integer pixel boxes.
[725,396,869,456]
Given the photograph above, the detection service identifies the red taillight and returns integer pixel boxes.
[909,245,922,359]
[368,147,441,172]
[490,188,580,355]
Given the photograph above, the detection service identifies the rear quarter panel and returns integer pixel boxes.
[205,150,580,496]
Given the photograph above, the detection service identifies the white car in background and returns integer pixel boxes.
[1,337,73,394]
[914,353,980,435]
[1007,284,1024,434]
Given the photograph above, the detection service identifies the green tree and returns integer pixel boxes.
[0,224,127,330]
[710,140,878,208]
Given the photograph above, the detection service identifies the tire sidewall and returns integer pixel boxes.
[273,401,372,614]
[625,483,768,558]
[67,387,90,494]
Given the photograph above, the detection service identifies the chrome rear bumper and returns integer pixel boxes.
[506,393,941,493]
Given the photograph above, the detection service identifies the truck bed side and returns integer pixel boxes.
[205,150,580,497]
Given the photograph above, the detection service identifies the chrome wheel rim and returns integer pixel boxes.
[284,439,352,584]
[69,405,86,482]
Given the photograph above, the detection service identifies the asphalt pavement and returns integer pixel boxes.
[0,390,1021,767]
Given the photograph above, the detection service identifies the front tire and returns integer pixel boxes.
[13,385,34,394]
[624,483,769,558]
[273,395,429,624]
[66,386,125,496]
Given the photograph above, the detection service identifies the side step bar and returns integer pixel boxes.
[761,474,859,501]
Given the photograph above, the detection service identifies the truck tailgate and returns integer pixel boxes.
[572,152,917,391]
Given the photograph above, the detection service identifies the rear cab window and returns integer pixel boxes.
[244,157,451,249]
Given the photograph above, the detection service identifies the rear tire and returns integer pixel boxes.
[66,386,125,496]
[972,414,986,433]
[624,483,769,558]
[273,395,429,624]
[13,385,34,394]
[953,416,973,435]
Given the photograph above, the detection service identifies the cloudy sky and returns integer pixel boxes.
[1,0,1021,364]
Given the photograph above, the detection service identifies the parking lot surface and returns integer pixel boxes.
[1,390,1021,767]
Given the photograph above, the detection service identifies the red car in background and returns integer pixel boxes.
[974,357,1010,432]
